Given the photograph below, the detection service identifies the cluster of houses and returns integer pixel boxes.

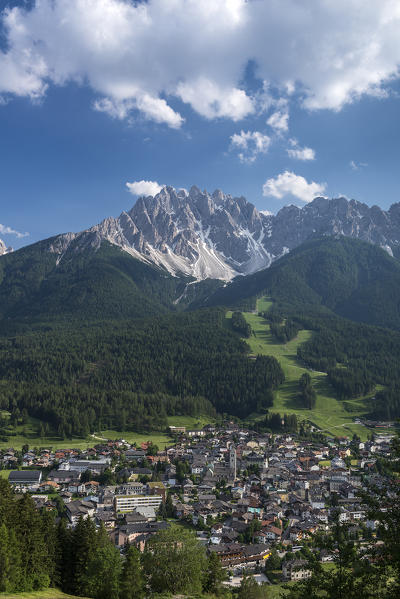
[0,424,396,583]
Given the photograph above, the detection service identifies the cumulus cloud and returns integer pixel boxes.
[0,0,400,126]
[230,130,271,163]
[267,110,289,133]
[126,180,163,197]
[176,78,253,121]
[263,171,326,203]
[287,139,316,161]
[0,223,29,238]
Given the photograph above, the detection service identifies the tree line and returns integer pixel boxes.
[0,479,226,598]
[0,308,284,436]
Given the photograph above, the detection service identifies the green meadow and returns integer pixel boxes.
[0,591,89,599]
[227,299,372,440]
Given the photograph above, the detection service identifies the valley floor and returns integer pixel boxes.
[0,414,214,451]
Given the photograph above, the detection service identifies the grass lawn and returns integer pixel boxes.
[0,470,10,479]
[0,412,174,451]
[97,430,173,449]
[227,298,372,440]
[0,414,95,451]
[265,582,292,597]
[319,460,332,468]
[0,590,89,599]
[0,434,94,451]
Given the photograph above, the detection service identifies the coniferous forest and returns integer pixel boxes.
[0,479,226,598]
[0,308,284,436]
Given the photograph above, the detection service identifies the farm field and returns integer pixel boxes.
[227,299,372,440]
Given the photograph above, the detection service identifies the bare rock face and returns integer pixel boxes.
[0,238,12,256]
[45,187,400,280]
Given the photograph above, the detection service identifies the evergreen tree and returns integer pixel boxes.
[143,524,207,594]
[204,551,227,594]
[265,548,281,572]
[120,546,145,599]
[0,523,11,592]
[238,574,268,599]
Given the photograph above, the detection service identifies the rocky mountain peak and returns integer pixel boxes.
[37,187,400,281]
[0,238,12,256]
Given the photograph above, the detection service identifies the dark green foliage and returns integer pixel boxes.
[298,373,316,409]
[295,314,400,409]
[265,548,281,572]
[327,367,374,400]
[0,480,52,592]
[0,308,284,433]
[207,236,400,331]
[0,240,188,326]
[238,574,269,599]
[120,546,144,599]
[372,386,400,419]
[270,318,300,343]
[231,310,251,337]
[143,524,207,594]
[204,551,228,594]
[263,411,298,433]
[204,237,400,417]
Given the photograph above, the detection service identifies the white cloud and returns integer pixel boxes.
[350,160,368,170]
[262,171,326,203]
[176,78,253,121]
[1,0,400,126]
[126,180,163,197]
[230,130,271,163]
[0,223,29,238]
[287,139,316,161]
[267,110,289,133]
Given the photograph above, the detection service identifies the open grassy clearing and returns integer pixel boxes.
[96,429,173,449]
[0,590,89,599]
[0,412,174,451]
[166,415,214,429]
[227,299,372,440]
[0,415,95,450]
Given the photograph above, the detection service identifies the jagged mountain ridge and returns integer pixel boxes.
[14,187,400,281]
[0,238,12,256]
[48,186,273,281]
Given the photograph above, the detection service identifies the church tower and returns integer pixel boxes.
[229,443,237,480]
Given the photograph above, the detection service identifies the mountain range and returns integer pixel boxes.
[6,186,400,282]
[3,189,400,428]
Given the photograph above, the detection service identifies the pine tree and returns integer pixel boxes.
[204,551,227,594]
[143,524,207,594]
[0,523,11,592]
[120,546,144,599]
[71,517,98,596]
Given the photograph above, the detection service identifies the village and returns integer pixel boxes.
[0,423,395,588]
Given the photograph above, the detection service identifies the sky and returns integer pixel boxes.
[1,0,400,249]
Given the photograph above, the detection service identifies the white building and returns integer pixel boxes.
[114,494,163,513]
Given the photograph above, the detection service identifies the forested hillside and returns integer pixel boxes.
[206,236,400,330]
[2,235,400,431]
[0,240,188,327]
[0,309,284,437]
[205,237,400,420]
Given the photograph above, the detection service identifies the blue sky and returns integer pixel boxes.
[1,0,400,249]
